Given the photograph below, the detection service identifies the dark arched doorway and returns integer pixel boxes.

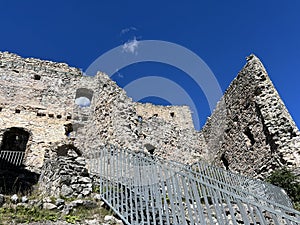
[1,127,30,151]
[0,128,38,195]
[0,127,30,168]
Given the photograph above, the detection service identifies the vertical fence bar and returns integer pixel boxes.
[216,187,231,225]
[155,165,164,225]
[191,178,207,224]
[125,149,129,217]
[164,168,179,224]
[254,206,268,225]
[158,165,171,225]
[171,173,187,224]
[246,202,258,225]
[149,165,157,225]
[236,199,251,225]
[199,181,215,224]
[210,188,226,225]
[144,176,151,225]
[180,176,195,225]
[225,196,239,225]
[120,149,125,217]
[139,156,147,225]
[133,157,139,224]
[129,154,134,223]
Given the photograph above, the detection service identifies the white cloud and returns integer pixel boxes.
[121,26,137,35]
[117,72,124,78]
[114,69,124,78]
[122,37,139,54]
[75,97,91,107]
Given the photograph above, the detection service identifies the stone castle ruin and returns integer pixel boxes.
[0,51,299,195]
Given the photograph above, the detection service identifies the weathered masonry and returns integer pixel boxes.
[201,55,300,178]
[0,51,299,181]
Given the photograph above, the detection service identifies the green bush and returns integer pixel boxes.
[266,167,300,210]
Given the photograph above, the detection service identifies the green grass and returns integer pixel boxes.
[0,205,59,224]
[0,192,114,224]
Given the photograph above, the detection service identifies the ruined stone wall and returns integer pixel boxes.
[0,52,101,171]
[76,72,206,164]
[0,51,299,180]
[0,51,203,172]
[39,144,92,198]
[202,55,300,178]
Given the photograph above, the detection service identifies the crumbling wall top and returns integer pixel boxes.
[0,51,82,78]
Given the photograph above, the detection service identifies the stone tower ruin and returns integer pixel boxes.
[201,54,300,178]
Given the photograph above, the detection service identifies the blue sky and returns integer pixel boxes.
[0,1,299,129]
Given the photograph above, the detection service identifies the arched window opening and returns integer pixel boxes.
[75,88,94,108]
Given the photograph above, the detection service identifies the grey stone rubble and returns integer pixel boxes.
[38,142,93,198]
[2,193,123,225]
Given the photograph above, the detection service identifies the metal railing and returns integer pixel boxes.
[0,150,25,169]
[88,146,300,225]
[169,160,293,208]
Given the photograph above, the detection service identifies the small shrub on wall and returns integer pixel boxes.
[266,167,300,211]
